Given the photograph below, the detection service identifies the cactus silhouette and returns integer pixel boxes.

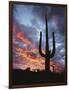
[39,16,55,71]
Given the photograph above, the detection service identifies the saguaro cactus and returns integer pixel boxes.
[39,16,55,71]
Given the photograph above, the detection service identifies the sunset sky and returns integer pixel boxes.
[12,3,66,73]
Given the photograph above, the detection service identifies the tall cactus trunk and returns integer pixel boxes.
[45,16,50,71]
[45,57,50,71]
[39,16,55,72]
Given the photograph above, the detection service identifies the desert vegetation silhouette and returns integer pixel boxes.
[39,16,55,72]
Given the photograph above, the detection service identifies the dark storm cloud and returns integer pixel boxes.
[31,6,51,21]
[31,6,52,31]
[31,5,65,35]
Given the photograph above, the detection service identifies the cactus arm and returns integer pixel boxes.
[39,32,46,57]
[50,32,55,58]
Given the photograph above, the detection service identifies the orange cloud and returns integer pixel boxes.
[16,32,32,45]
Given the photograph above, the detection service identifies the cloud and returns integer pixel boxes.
[13,4,66,70]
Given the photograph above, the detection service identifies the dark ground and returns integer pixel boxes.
[12,69,66,85]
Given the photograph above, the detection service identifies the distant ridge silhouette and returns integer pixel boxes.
[12,69,65,85]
